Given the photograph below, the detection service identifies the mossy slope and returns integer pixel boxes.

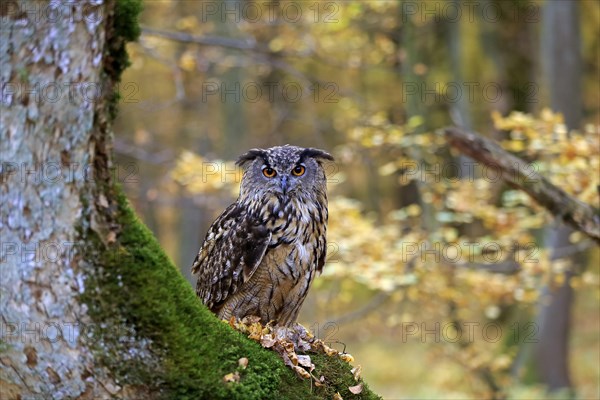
[82,187,380,399]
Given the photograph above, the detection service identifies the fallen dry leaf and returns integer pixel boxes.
[228,316,237,328]
[349,383,363,394]
[288,351,298,366]
[340,353,354,363]
[313,339,338,356]
[333,392,344,400]
[351,365,362,381]
[241,315,261,324]
[222,371,240,383]
[292,365,311,379]
[260,334,276,348]
[281,352,294,368]
[248,323,263,340]
[297,354,314,371]
[283,341,295,354]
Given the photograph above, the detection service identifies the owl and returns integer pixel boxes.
[191,145,333,327]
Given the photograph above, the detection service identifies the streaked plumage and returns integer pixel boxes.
[192,145,333,326]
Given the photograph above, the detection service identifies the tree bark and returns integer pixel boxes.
[1,0,122,396]
[0,2,378,399]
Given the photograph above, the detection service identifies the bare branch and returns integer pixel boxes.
[139,26,317,90]
[443,126,600,244]
[141,26,263,51]
[329,291,391,325]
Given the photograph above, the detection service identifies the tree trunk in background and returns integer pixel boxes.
[478,0,536,116]
[399,15,438,231]
[533,0,582,393]
[174,0,204,277]
[447,0,473,133]
[214,0,246,159]
[446,0,486,238]
[540,1,582,129]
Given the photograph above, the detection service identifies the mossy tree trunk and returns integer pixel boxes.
[0,2,379,399]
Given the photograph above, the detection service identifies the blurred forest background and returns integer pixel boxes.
[113,1,599,398]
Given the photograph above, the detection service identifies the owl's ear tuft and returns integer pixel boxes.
[300,148,334,163]
[236,149,268,168]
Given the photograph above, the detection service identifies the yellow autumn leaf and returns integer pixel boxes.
[222,372,240,383]
[292,366,311,379]
[340,353,355,363]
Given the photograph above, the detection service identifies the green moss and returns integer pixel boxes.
[114,0,143,43]
[308,354,379,399]
[0,339,10,354]
[17,68,29,82]
[80,186,380,399]
[104,0,143,119]
[108,0,142,80]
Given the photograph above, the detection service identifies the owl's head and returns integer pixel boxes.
[236,145,333,201]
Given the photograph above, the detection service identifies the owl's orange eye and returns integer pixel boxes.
[262,167,277,178]
[292,165,305,176]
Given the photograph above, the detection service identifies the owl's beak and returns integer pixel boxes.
[280,175,289,195]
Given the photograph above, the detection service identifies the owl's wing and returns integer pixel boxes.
[191,203,271,310]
